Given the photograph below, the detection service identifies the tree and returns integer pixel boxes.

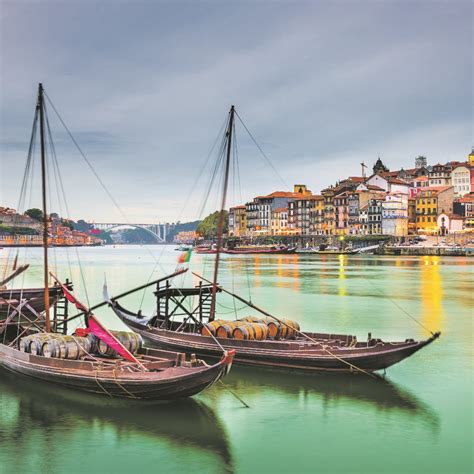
[196,211,228,239]
[25,208,44,221]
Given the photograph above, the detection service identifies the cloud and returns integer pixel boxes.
[1,0,472,222]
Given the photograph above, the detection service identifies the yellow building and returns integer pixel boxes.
[271,207,289,235]
[415,186,454,233]
[468,148,474,166]
[229,205,247,237]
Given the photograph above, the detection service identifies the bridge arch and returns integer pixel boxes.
[101,224,165,243]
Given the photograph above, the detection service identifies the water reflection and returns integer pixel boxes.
[0,369,233,472]
[420,256,445,332]
[219,367,439,430]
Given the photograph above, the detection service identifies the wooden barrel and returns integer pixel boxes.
[94,331,142,357]
[18,337,30,353]
[251,322,269,340]
[60,335,91,359]
[28,338,43,356]
[216,321,243,339]
[233,325,254,340]
[41,337,60,358]
[268,318,300,340]
[201,320,222,337]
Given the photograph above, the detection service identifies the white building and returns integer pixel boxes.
[381,193,408,236]
[364,173,410,195]
[451,164,471,197]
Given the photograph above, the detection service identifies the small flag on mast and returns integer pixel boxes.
[177,249,192,264]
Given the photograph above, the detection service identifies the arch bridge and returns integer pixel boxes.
[93,222,169,243]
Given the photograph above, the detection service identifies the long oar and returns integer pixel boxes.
[61,268,189,325]
[192,272,377,379]
[0,264,30,288]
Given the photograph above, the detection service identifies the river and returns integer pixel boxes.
[0,246,472,473]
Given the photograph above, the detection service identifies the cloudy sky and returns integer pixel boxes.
[0,0,472,223]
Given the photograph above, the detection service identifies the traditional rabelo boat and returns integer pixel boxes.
[0,84,234,400]
[109,106,441,375]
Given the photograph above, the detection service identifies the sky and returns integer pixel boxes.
[0,0,472,223]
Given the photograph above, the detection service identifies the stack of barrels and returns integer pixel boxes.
[201,316,300,341]
[19,333,93,359]
[18,330,142,360]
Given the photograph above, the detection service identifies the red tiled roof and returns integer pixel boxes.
[255,191,300,199]
[457,194,474,203]
[388,177,409,185]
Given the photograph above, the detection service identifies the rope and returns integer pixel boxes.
[113,368,139,399]
[363,276,435,336]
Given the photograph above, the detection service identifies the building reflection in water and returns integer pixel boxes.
[338,254,347,297]
[420,256,444,334]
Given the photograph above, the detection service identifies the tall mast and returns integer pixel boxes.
[38,83,50,332]
[209,105,235,321]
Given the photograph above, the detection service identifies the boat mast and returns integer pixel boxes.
[38,83,51,332]
[209,105,235,321]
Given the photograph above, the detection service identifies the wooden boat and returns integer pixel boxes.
[0,83,235,400]
[0,342,233,400]
[110,284,440,374]
[0,285,64,324]
[105,105,441,376]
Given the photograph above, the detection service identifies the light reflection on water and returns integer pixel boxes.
[0,246,472,473]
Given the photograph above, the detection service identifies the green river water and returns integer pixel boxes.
[0,246,472,474]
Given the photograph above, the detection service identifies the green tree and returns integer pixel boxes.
[25,208,44,221]
[196,211,228,239]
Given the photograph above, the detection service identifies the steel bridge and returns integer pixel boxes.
[93,222,169,243]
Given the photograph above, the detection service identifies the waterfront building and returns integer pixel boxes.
[428,164,451,187]
[415,186,454,234]
[245,185,309,236]
[367,197,384,234]
[369,196,386,234]
[174,230,198,243]
[334,192,349,235]
[408,198,417,234]
[228,205,247,237]
[381,193,408,236]
[288,193,321,235]
[309,195,325,235]
[451,163,472,197]
[453,194,474,230]
[359,204,369,234]
[271,207,289,235]
[347,192,361,234]
[321,187,336,235]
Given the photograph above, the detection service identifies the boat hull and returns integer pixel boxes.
[0,343,232,400]
[117,316,439,374]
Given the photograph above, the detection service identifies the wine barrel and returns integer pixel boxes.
[201,320,222,337]
[59,335,92,359]
[232,325,253,340]
[41,338,60,358]
[216,321,244,339]
[18,337,30,353]
[95,331,142,357]
[28,338,43,356]
[251,322,269,340]
[268,318,300,340]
